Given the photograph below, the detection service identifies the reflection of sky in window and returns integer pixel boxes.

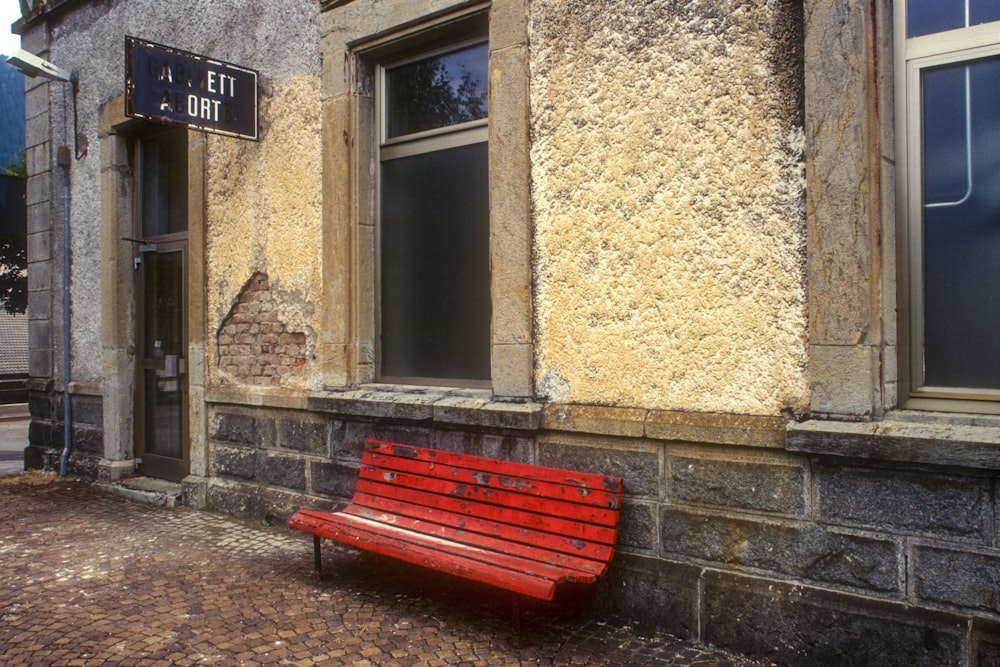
[439,43,488,98]
[907,0,1000,37]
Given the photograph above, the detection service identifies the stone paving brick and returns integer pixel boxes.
[0,473,766,666]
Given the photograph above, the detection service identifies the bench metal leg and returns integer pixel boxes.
[313,534,323,580]
[511,593,521,648]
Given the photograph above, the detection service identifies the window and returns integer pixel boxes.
[376,40,491,385]
[897,0,1000,407]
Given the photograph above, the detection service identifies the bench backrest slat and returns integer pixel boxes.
[367,448,621,512]
[353,480,615,546]
[351,440,622,569]
[358,465,620,530]
[366,441,621,495]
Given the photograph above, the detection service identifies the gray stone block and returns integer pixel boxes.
[68,395,103,427]
[207,481,260,518]
[703,571,966,666]
[818,465,990,540]
[475,433,533,463]
[429,428,481,456]
[595,553,699,639]
[260,454,306,491]
[277,417,327,454]
[310,460,359,500]
[661,508,900,592]
[344,421,433,454]
[258,486,313,524]
[913,545,1000,613]
[213,445,257,480]
[29,348,52,379]
[209,411,275,448]
[537,440,658,498]
[28,394,52,420]
[973,618,1000,666]
[669,455,805,515]
[479,401,541,430]
[326,419,351,458]
[23,443,49,470]
[72,425,103,454]
[28,420,51,447]
[618,500,657,550]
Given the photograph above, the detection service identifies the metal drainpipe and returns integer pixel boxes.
[58,142,72,476]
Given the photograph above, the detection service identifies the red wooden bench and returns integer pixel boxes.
[288,439,623,602]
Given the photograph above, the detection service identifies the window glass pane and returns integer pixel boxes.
[380,142,490,381]
[385,43,488,139]
[908,0,1000,37]
[922,66,970,204]
[140,131,187,237]
[971,0,1000,27]
[921,57,1000,389]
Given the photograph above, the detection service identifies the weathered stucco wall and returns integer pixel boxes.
[530,0,808,415]
[44,0,321,389]
[205,71,322,390]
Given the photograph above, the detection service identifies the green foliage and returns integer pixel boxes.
[0,152,27,315]
[0,234,26,315]
[387,53,488,136]
[1,150,26,178]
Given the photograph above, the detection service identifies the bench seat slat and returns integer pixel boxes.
[340,501,609,576]
[355,478,618,545]
[349,490,614,563]
[359,466,620,529]
[367,440,620,494]
[290,509,594,600]
[367,448,621,510]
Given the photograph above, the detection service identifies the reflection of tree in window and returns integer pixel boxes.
[386,45,488,138]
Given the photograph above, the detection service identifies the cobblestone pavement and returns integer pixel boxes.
[0,473,766,666]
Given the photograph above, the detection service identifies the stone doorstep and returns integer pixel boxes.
[98,476,184,508]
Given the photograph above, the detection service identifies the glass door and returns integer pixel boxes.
[135,129,188,481]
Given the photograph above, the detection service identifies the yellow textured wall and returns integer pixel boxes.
[205,75,323,389]
[530,1,809,415]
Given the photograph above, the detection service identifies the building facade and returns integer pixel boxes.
[15,0,1000,663]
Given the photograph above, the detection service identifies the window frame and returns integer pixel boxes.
[373,36,492,389]
[895,4,1000,412]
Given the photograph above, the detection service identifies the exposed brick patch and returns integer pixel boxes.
[217,273,308,386]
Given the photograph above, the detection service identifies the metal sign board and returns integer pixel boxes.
[125,36,259,141]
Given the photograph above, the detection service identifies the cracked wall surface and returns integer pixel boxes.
[217,273,308,386]
[43,0,321,388]
[205,70,323,391]
[530,0,809,415]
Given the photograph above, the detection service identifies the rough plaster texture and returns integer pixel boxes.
[205,72,323,390]
[42,0,321,388]
[530,0,808,415]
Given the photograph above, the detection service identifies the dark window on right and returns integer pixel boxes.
[899,1,1000,403]
[377,41,490,384]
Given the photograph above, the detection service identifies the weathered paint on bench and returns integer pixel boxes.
[288,439,623,601]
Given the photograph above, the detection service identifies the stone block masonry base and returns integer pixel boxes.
[599,556,999,666]
[22,388,1000,665]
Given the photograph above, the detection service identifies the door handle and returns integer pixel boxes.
[164,354,178,377]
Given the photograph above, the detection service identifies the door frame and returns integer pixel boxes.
[99,99,209,496]
[131,126,190,483]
